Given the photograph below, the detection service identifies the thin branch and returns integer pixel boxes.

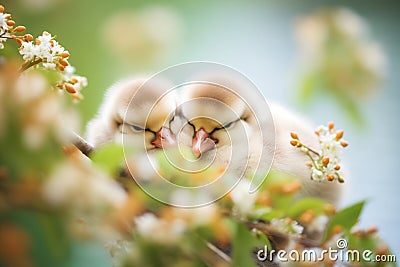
[205,241,231,263]
[70,131,94,157]
[302,144,320,156]
[19,58,42,73]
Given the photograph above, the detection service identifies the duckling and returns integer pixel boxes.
[175,80,342,205]
[86,76,177,150]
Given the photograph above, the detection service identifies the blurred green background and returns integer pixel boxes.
[6,0,400,263]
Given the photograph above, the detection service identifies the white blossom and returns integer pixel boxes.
[270,218,304,237]
[43,160,127,213]
[311,167,323,181]
[73,75,88,90]
[19,41,37,61]
[37,31,52,46]
[0,12,10,30]
[61,65,88,91]
[42,62,56,69]
[135,213,186,244]
[171,204,218,226]
[318,126,343,157]
[314,125,345,182]
[230,179,258,216]
[292,123,347,183]
[64,65,76,76]
[51,40,65,54]
[308,215,329,233]
[19,32,67,65]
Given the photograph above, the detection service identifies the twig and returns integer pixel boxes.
[70,131,94,157]
[205,241,231,263]
[18,58,43,73]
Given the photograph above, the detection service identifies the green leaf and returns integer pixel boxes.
[323,201,365,241]
[250,207,282,222]
[272,193,293,211]
[254,230,272,251]
[230,221,258,267]
[286,198,328,218]
[91,144,124,175]
[348,233,398,266]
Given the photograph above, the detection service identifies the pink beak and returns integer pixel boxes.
[151,126,176,148]
[192,128,217,158]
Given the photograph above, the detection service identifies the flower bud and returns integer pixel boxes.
[340,140,348,147]
[290,131,299,140]
[290,140,298,147]
[14,26,26,32]
[65,83,77,94]
[327,174,335,181]
[334,165,341,171]
[328,121,334,130]
[376,246,389,256]
[305,161,313,168]
[58,65,65,71]
[323,204,336,215]
[299,209,314,224]
[322,157,330,167]
[24,34,33,41]
[256,192,271,206]
[61,52,70,58]
[60,59,69,66]
[6,20,15,26]
[335,130,344,140]
[338,177,345,183]
[366,226,378,235]
[281,180,301,194]
[0,5,4,13]
[332,225,343,235]
[70,78,78,84]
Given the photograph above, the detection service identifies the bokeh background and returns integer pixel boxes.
[6,0,400,263]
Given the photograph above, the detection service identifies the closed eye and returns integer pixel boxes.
[130,124,145,132]
[210,119,240,135]
[223,121,235,129]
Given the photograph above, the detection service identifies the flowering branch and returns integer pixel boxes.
[0,5,87,101]
[290,122,348,183]
[0,5,29,49]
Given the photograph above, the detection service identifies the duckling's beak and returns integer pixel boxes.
[192,128,216,158]
[151,126,176,148]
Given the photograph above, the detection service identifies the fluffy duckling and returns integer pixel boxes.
[86,77,177,151]
[174,81,342,205]
[173,81,266,182]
